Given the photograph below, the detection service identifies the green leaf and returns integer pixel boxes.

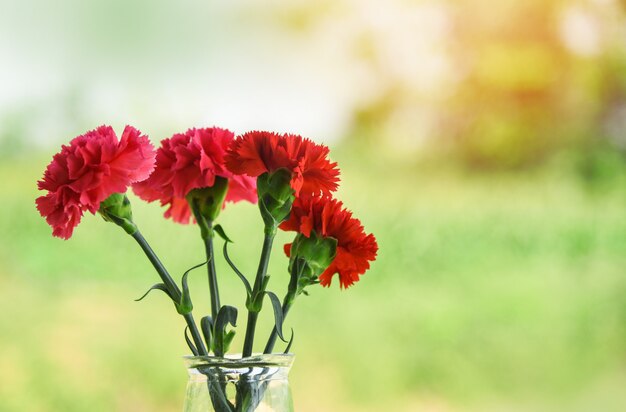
[183,259,211,277]
[284,328,295,354]
[213,224,232,243]
[177,270,194,315]
[176,260,209,315]
[134,283,172,302]
[184,326,199,356]
[223,242,252,297]
[213,305,238,356]
[200,316,213,352]
[215,305,237,331]
[265,291,286,342]
[223,330,236,351]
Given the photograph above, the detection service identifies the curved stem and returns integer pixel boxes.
[131,230,208,356]
[241,233,275,357]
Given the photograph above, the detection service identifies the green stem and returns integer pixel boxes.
[204,223,221,321]
[241,312,258,358]
[188,199,222,325]
[241,233,275,357]
[131,230,208,356]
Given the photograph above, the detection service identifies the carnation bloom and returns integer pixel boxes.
[280,195,378,288]
[225,131,340,196]
[133,127,257,224]
[36,125,156,239]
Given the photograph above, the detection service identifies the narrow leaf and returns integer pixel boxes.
[177,270,194,315]
[213,224,232,243]
[134,283,171,302]
[223,242,252,296]
[182,259,210,278]
[200,316,213,352]
[265,291,286,341]
[214,305,238,356]
[184,326,199,356]
[215,305,238,330]
[284,328,295,354]
[223,330,236,353]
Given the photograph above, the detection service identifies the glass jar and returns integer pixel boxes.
[182,354,295,412]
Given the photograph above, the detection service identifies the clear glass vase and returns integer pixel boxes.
[182,354,295,412]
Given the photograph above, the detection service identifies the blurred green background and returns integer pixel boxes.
[1,1,626,411]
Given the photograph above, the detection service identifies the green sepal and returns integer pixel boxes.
[223,240,252,297]
[258,168,293,200]
[289,231,337,279]
[257,169,295,232]
[265,291,286,342]
[288,231,337,297]
[200,316,213,352]
[284,328,295,354]
[213,305,238,356]
[134,283,173,302]
[186,177,229,229]
[98,193,138,235]
[184,326,199,356]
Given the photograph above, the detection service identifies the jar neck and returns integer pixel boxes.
[184,353,294,382]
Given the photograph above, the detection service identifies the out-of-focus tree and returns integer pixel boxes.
[442,0,567,169]
[336,0,626,171]
[442,0,626,170]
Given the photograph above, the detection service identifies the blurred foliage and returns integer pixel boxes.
[444,0,625,170]
[345,0,626,174]
[3,0,626,177]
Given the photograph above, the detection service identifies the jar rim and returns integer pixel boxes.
[183,353,294,369]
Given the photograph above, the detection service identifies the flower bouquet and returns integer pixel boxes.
[36,126,378,412]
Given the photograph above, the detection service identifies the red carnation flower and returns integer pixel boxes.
[225,131,340,196]
[133,127,257,224]
[280,195,378,288]
[36,125,156,239]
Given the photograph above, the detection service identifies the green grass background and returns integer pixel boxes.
[1,148,625,412]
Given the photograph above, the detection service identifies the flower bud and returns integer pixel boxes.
[98,193,138,235]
